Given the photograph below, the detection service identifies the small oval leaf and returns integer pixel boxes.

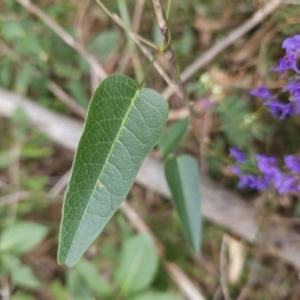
[114,233,158,295]
[58,74,168,266]
[165,155,202,253]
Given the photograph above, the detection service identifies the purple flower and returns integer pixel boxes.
[282,35,300,56]
[230,165,242,175]
[256,155,277,174]
[271,57,292,74]
[250,85,272,100]
[284,80,300,99]
[279,103,294,119]
[237,174,271,191]
[272,168,284,189]
[238,174,255,189]
[281,35,300,73]
[276,174,297,194]
[294,99,300,114]
[284,155,300,174]
[229,147,246,163]
[265,100,294,119]
[255,175,272,191]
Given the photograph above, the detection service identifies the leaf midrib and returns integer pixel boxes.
[120,242,145,295]
[65,87,140,259]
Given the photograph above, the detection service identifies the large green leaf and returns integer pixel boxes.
[58,74,168,266]
[165,155,201,253]
[114,233,158,295]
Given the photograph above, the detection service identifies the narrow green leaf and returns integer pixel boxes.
[58,74,168,266]
[157,117,189,158]
[114,233,158,295]
[165,155,201,253]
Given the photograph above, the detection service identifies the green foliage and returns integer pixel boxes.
[58,74,168,266]
[1,254,41,289]
[0,222,48,290]
[88,30,121,63]
[0,222,48,254]
[165,155,202,253]
[175,27,194,57]
[216,97,269,148]
[158,117,189,158]
[132,291,185,300]
[114,233,158,295]
[66,259,113,299]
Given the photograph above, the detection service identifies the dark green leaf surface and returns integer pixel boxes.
[157,117,189,158]
[58,74,168,266]
[165,155,201,253]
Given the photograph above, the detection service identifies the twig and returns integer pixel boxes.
[47,81,86,119]
[0,274,11,300]
[168,107,190,120]
[116,0,145,76]
[125,31,184,98]
[220,235,231,300]
[199,109,212,173]
[74,0,90,43]
[112,14,184,99]
[49,169,72,198]
[16,0,107,80]
[163,262,206,300]
[7,137,21,225]
[162,0,283,100]
[151,0,185,105]
[95,0,157,49]
[236,244,264,300]
[0,191,30,206]
[131,0,145,32]
[93,0,183,99]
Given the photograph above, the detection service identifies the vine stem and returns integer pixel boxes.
[95,0,157,50]
[151,0,186,107]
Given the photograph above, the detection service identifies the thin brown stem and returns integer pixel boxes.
[151,0,185,106]
[220,235,231,300]
[113,14,183,99]
[74,0,90,43]
[47,81,87,119]
[116,0,145,75]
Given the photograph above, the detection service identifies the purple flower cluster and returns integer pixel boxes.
[274,34,300,74]
[250,35,300,119]
[229,35,300,195]
[230,148,300,194]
